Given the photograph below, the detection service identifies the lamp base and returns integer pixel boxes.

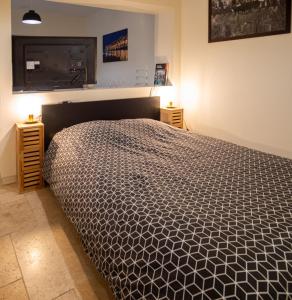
[24,120,38,124]
[25,114,38,124]
[166,101,176,109]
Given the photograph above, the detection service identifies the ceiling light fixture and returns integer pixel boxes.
[22,9,42,24]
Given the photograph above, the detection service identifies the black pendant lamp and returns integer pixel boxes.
[22,1,42,25]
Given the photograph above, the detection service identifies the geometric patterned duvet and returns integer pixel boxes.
[43,119,292,300]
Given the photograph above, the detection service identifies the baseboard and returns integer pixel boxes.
[0,175,17,185]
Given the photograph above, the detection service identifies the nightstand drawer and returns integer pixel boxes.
[170,110,183,128]
[22,168,42,190]
[160,108,183,129]
[22,149,42,172]
[20,127,42,150]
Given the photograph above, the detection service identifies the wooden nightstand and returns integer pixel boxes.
[160,107,184,129]
[16,122,44,193]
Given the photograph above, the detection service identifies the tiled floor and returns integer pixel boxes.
[0,184,114,300]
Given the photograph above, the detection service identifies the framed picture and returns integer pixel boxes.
[103,29,128,63]
[154,63,169,86]
[209,0,291,43]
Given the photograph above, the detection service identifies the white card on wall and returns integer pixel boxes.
[26,61,35,70]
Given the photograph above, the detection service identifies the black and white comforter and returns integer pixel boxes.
[43,119,292,300]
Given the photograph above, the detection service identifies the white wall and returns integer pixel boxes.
[12,6,155,87]
[181,0,292,159]
[0,0,13,183]
[12,9,89,36]
[86,9,155,87]
[0,0,179,183]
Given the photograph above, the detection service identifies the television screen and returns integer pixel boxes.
[13,36,97,91]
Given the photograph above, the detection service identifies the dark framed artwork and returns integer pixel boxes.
[103,29,128,63]
[209,0,291,43]
[154,63,169,86]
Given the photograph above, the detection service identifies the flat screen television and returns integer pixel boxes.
[12,36,97,91]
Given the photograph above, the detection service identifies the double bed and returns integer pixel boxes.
[42,97,292,300]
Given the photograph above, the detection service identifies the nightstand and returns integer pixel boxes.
[160,107,183,129]
[16,122,44,193]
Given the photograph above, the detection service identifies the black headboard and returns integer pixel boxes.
[42,96,160,150]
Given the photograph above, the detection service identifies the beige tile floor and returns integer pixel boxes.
[0,184,114,300]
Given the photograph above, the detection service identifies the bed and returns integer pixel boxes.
[42,98,292,300]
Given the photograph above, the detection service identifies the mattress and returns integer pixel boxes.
[43,119,292,300]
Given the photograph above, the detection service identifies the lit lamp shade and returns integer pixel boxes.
[22,10,42,25]
[157,85,176,108]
